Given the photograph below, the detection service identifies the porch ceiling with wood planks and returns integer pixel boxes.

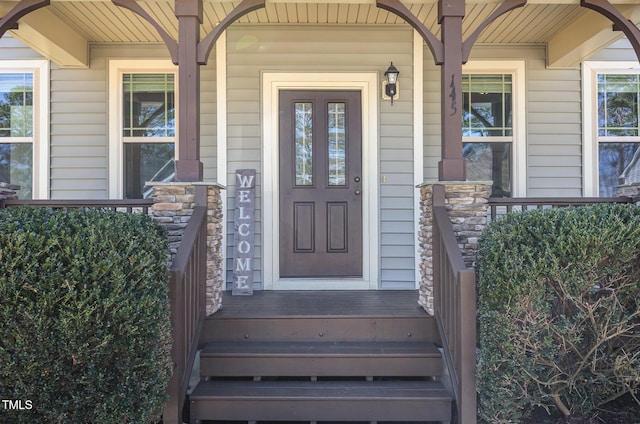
[1,0,639,67]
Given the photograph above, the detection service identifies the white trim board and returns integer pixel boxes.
[413,30,424,289]
[216,32,228,287]
[261,72,380,290]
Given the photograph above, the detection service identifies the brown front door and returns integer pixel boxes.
[279,90,363,278]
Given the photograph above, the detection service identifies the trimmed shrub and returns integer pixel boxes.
[477,204,640,423]
[0,207,171,424]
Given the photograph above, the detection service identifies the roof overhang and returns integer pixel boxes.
[1,0,640,68]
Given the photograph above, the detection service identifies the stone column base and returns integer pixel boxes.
[151,182,225,316]
[417,182,491,315]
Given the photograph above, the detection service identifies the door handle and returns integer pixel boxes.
[355,189,361,195]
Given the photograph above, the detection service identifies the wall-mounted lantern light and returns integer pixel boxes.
[384,62,400,105]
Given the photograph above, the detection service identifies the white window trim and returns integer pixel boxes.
[0,60,49,199]
[462,60,527,196]
[261,72,379,290]
[413,30,424,289]
[582,61,640,197]
[108,59,177,199]
[216,31,228,288]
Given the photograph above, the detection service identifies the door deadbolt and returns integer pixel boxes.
[354,176,361,182]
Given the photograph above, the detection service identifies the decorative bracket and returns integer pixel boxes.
[462,0,527,63]
[0,0,49,39]
[581,0,640,66]
[377,0,444,65]
[112,0,179,64]
[197,0,265,65]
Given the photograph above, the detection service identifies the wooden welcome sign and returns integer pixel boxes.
[232,169,256,295]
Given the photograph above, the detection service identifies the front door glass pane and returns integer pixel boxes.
[124,143,175,199]
[0,143,32,199]
[328,102,346,186]
[463,142,512,197]
[295,102,313,186]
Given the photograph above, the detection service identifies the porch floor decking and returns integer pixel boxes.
[214,290,427,318]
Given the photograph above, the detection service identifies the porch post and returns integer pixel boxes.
[174,0,203,182]
[438,0,466,181]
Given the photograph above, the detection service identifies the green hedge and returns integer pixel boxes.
[477,204,640,423]
[0,207,171,423]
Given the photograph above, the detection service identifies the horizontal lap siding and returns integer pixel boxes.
[226,24,415,290]
[0,36,43,59]
[50,44,170,198]
[526,52,582,196]
[423,44,583,196]
[49,44,216,199]
[50,54,109,199]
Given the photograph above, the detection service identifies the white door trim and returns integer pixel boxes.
[262,72,379,290]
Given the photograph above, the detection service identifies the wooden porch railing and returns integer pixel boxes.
[487,196,635,220]
[0,198,154,214]
[431,184,477,424]
[163,185,208,424]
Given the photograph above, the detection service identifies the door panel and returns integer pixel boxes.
[279,90,362,278]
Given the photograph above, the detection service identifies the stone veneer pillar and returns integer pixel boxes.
[150,182,225,316]
[417,182,491,315]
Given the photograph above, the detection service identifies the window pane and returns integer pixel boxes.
[0,143,32,199]
[123,73,175,137]
[599,142,640,197]
[0,73,33,138]
[328,102,346,186]
[463,142,512,197]
[124,143,174,199]
[462,74,512,137]
[295,102,313,186]
[598,74,639,136]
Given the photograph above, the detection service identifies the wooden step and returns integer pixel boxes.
[200,290,440,344]
[199,341,443,378]
[201,316,439,343]
[189,380,453,422]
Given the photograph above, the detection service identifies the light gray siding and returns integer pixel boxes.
[423,44,584,197]
[0,36,44,60]
[225,24,416,290]
[48,43,217,199]
[50,47,112,199]
[18,43,216,199]
[589,38,637,61]
[1,41,219,199]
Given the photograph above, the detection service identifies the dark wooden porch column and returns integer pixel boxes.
[377,0,526,182]
[112,0,265,183]
[174,0,203,181]
[438,0,466,181]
